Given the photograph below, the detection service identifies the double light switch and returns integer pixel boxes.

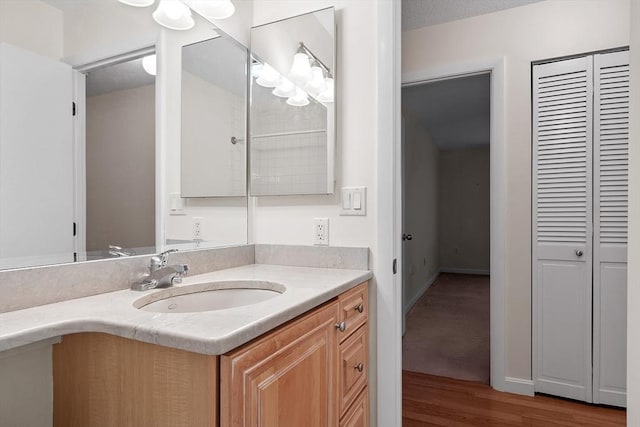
[340,187,367,216]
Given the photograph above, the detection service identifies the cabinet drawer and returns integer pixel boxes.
[337,282,368,342]
[340,387,369,427]
[338,324,368,417]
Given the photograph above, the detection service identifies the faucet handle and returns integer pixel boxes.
[159,249,178,265]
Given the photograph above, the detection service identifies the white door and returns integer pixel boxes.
[592,50,629,407]
[533,56,594,402]
[0,43,75,268]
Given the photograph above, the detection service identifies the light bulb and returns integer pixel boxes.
[307,65,327,95]
[256,63,281,88]
[153,0,195,30]
[273,77,297,98]
[318,77,334,103]
[290,52,312,83]
[186,0,235,20]
[142,54,157,76]
[287,88,309,107]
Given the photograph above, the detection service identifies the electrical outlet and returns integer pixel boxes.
[193,217,203,242]
[313,218,329,246]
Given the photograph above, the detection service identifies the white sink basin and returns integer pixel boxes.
[134,280,285,313]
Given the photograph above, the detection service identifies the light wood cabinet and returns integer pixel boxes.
[222,281,369,426]
[53,282,369,427]
[53,333,218,427]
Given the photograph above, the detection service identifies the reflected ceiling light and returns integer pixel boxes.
[272,77,297,98]
[186,0,235,19]
[287,88,309,107]
[118,0,155,7]
[256,63,281,88]
[152,0,195,30]
[251,61,263,79]
[317,77,334,103]
[142,54,157,76]
[290,52,312,83]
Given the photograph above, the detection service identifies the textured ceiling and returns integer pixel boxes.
[402,0,544,31]
[402,73,490,151]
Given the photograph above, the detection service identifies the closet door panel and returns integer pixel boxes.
[593,50,628,407]
[533,56,593,402]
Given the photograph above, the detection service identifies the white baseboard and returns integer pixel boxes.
[503,377,535,396]
[404,270,440,315]
[440,267,490,275]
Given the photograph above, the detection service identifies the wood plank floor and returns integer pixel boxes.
[402,371,626,426]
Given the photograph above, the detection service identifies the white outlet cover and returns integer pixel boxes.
[313,218,329,246]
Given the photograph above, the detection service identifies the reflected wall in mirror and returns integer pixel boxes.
[181,36,247,198]
[249,7,336,196]
[0,0,249,270]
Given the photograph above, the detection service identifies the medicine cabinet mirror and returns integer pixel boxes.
[249,7,336,196]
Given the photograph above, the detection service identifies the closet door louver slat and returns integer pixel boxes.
[533,56,593,403]
[592,50,628,408]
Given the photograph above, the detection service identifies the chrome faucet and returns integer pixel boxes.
[108,245,136,257]
[131,249,189,291]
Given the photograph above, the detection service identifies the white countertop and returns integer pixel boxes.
[0,264,372,355]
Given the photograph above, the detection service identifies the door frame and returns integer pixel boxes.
[400,57,508,392]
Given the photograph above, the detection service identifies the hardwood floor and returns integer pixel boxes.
[402,371,626,426]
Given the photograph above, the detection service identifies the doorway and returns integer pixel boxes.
[401,73,491,384]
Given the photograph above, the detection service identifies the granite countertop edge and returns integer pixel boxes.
[0,264,373,356]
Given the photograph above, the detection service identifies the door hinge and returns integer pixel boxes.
[72,102,77,116]
[73,222,77,237]
[73,252,77,262]
[392,258,397,274]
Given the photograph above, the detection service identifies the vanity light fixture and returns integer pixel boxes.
[317,77,334,103]
[256,63,281,88]
[185,0,235,20]
[118,0,155,6]
[286,88,310,107]
[272,77,297,98]
[142,54,157,76]
[153,0,195,30]
[119,0,235,31]
[289,42,333,102]
[290,50,312,83]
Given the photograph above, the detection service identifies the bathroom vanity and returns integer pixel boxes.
[52,282,368,427]
[0,253,371,427]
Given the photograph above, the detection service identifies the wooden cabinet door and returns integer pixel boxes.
[339,388,368,427]
[221,301,340,427]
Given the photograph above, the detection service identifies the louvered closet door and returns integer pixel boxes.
[593,50,628,407]
[533,56,593,402]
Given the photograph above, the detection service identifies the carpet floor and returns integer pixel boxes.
[402,273,490,384]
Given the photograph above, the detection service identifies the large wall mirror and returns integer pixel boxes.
[249,7,336,196]
[0,0,248,270]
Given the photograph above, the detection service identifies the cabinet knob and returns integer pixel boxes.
[335,321,346,332]
[354,362,364,372]
[354,303,364,313]
[575,249,584,257]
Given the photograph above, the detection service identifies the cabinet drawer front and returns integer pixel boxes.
[339,325,368,416]
[340,387,369,427]
[337,282,368,341]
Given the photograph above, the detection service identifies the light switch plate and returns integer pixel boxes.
[340,187,367,216]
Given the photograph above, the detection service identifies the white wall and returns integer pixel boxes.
[0,0,62,60]
[403,0,630,381]
[86,84,156,252]
[0,341,56,427]
[402,110,439,309]
[439,147,490,273]
[627,1,640,424]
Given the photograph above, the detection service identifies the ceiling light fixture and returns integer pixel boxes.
[256,63,281,88]
[272,77,297,98]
